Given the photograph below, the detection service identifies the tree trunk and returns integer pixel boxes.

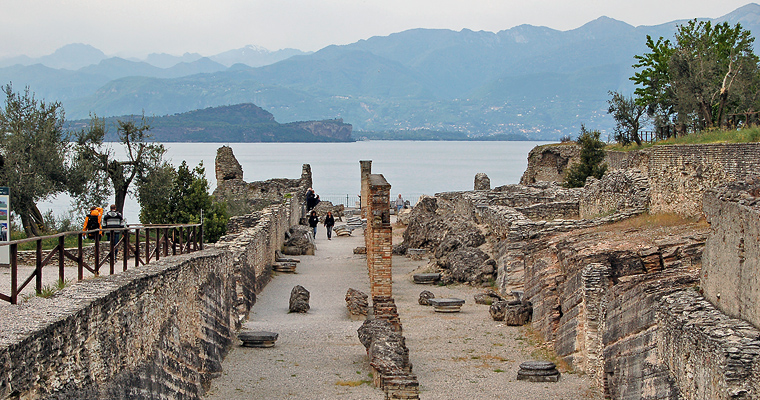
[19,202,45,237]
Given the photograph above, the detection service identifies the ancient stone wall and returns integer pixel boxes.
[0,199,298,399]
[212,146,311,217]
[521,142,760,217]
[520,144,579,184]
[658,290,760,400]
[579,169,650,218]
[701,178,760,329]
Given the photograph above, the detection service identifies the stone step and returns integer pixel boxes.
[428,298,465,313]
[238,331,279,348]
[412,273,441,284]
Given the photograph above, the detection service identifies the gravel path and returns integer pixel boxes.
[204,225,602,400]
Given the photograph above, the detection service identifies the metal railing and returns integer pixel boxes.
[317,194,421,208]
[0,223,203,304]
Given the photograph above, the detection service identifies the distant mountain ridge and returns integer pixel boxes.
[3,3,760,140]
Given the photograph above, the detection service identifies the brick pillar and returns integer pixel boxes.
[360,160,372,219]
[367,174,392,299]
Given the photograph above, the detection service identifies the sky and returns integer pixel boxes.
[0,0,755,58]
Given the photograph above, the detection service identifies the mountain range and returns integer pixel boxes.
[2,3,760,140]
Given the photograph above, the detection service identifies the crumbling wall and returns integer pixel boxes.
[213,146,311,216]
[521,142,760,217]
[701,178,760,329]
[658,290,760,400]
[0,199,298,399]
[579,169,650,218]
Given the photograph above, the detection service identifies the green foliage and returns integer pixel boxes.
[564,126,608,188]
[137,161,229,242]
[0,84,69,236]
[72,114,166,213]
[631,20,760,132]
[607,91,646,146]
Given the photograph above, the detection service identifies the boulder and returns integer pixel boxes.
[346,288,369,318]
[353,246,367,255]
[490,300,508,321]
[418,290,435,306]
[396,208,413,225]
[440,247,495,284]
[504,301,533,326]
[474,290,504,305]
[289,285,310,313]
[313,200,345,220]
[283,225,315,255]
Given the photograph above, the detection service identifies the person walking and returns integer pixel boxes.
[324,211,335,240]
[306,188,317,211]
[395,194,405,213]
[308,210,319,237]
[102,204,125,254]
[83,206,103,240]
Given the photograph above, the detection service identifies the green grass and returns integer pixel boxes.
[606,127,760,151]
[22,278,72,301]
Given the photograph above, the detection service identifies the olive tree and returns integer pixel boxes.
[72,115,165,213]
[0,84,69,236]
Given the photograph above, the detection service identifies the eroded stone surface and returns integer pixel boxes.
[289,285,310,313]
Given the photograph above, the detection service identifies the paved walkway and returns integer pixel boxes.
[204,226,602,400]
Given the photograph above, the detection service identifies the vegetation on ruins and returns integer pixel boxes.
[0,84,70,236]
[610,19,760,145]
[564,125,607,188]
[137,160,229,242]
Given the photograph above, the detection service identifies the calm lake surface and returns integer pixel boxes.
[40,140,549,224]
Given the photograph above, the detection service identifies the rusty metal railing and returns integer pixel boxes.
[0,223,203,304]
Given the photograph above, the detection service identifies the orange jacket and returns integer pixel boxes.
[82,207,104,232]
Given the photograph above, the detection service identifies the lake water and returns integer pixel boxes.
[38,141,549,224]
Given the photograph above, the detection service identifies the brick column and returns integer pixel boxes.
[360,160,372,219]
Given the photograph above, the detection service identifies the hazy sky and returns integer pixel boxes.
[0,0,755,58]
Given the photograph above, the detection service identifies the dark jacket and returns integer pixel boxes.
[324,215,335,227]
[102,210,125,228]
[308,215,319,227]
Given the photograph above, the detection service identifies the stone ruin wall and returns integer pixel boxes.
[701,178,760,329]
[521,142,760,217]
[213,145,312,217]
[404,151,760,398]
[0,198,300,399]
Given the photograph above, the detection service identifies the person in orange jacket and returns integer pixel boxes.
[82,206,103,239]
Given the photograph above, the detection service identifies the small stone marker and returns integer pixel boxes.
[418,290,435,305]
[273,262,297,273]
[413,273,440,284]
[517,360,560,382]
[238,331,279,348]
[428,298,465,313]
[289,285,310,313]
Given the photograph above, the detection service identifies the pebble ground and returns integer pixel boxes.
[203,223,602,400]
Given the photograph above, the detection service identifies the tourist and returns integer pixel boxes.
[102,204,125,255]
[82,206,103,240]
[308,210,319,237]
[324,211,335,240]
[306,188,317,211]
[395,194,405,213]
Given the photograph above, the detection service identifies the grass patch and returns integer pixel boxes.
[21,278,72,301]
[606,127,760,152]
[519,324,572,373]
[609,213,706,230]
[335,380,372,387]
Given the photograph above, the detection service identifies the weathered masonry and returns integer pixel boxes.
[0,199,300,399]
[359,161,419,400]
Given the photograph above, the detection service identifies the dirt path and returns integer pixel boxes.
[204,224,601,400]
